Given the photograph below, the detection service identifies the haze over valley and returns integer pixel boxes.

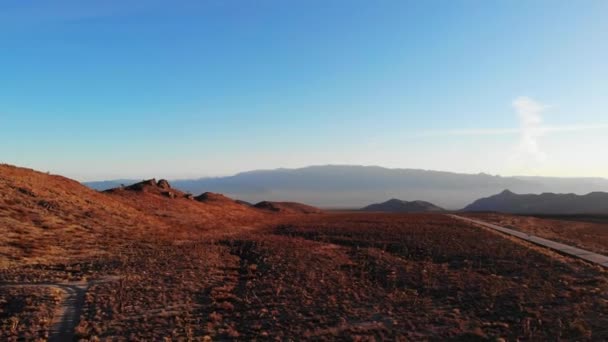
[86,165,608,209]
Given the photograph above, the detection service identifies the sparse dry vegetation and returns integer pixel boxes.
[0,286,59,340]
[1,165,607,340]
[464,213,608,255]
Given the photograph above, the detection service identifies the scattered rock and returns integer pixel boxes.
[143,179,157,186]
[121,179,158,192]
[162,191,176,199]
[38,200,59,211]
[157,179,171,189]
[17,187,37,197]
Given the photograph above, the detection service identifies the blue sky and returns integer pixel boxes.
[1,0,607,180]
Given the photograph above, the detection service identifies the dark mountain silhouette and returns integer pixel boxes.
[235,199,253,206]
[361,199,444,213]
[463,190,608,214]
[105,178,190,199]
[84,165,608,209]
[254,201,322,214]
[194,192,235,203]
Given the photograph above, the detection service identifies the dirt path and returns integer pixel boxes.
[450,214,608,268]
[1,276,120,341]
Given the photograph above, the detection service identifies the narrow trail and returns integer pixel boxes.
[450,214,608,268]
[1,276,120,341]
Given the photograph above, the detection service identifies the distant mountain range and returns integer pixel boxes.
[84,165,608,209]
[462,190,608,214]
[361,199,444,213]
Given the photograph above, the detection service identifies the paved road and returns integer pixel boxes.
[1,276,120,341]
[449,214,608,268]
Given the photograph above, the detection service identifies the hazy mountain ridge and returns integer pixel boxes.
[84,165,608,209]
[463,190,608,214]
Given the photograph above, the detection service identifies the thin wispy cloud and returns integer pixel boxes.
[420,124,608,137]
[419,102,608,138]
[512,96,547,163]
[418,96,608,173]
[541,124,608,132]
[418,128,519,137]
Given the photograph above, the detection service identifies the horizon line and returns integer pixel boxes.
[77,163,608,183]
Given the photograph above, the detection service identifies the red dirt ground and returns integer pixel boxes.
[1,165,607,340]
[463,212,608,255]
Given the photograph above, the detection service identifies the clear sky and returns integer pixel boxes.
[1,0,607,181]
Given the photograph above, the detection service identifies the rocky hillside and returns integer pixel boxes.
[103,179,271,234]
[0,164,167,266]
[0,164,308,266]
